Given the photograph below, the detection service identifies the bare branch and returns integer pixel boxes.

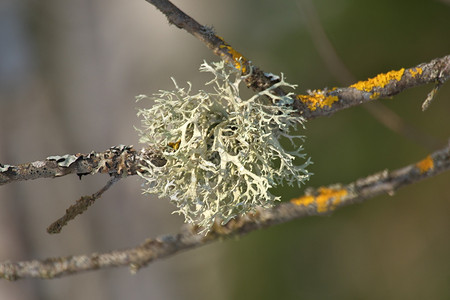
[1,142,449,280]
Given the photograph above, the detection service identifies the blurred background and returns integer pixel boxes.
[0,0,449,299]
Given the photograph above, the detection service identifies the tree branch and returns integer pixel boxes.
[0,145,165,186]
[297,55,450,119]
[145,0,292,93]
[1,142,449,280]
[2,53,448,186]
[46,176,121,234]
[0,0,449,281]
[1,1,448,185]
[146,0,450,120]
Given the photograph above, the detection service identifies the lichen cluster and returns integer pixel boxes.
[136,61,312,233]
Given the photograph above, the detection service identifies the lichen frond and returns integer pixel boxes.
[137,61,312,233]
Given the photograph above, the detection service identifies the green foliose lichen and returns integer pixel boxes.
[136,61,312,233]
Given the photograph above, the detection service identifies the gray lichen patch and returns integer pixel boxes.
[137,61,312,233]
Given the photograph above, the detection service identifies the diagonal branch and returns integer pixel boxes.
[1,2,448,185]
[1,141,449,280]
[146,0,450,120]
[144,0,276,92]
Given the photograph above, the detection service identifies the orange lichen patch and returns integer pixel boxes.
[297,90,339,111]
[217,36,248,73]
[291,187,348,213]
[168,140,181,150]
[416,155,434,174]
[409,67,423,77]
[290,194,315,207]
[351,68,405,92]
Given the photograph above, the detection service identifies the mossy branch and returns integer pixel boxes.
[0,145,163,186]
[146,0,450,120]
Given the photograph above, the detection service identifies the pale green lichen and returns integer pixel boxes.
[136,61,312,233]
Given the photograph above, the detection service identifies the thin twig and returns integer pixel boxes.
[422,80,443,111]
[47,176,121,234]
[296,0,443,150]
[1,142,449,280]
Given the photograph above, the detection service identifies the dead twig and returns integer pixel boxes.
[47,176,121,234]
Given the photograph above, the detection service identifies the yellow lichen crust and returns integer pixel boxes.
[291,187,348,213]
[351,68,405,93]
[290,195,314,207]
[416,155,434,174]
[409,67,423,78]
[217,36,247,73]
[297,90,339,111]
[370,92,380,99]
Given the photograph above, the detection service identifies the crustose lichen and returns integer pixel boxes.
[136,61,312,233]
